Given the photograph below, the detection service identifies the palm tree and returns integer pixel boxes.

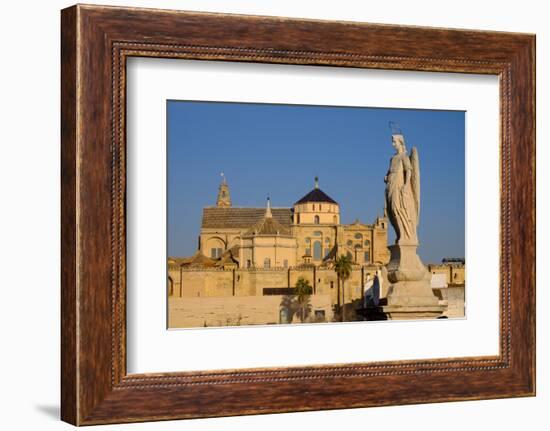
[334,254,353,322]
[294,277,313,323]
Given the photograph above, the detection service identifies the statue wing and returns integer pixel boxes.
[410,147,420,222]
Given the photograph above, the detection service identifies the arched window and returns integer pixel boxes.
[355,233,363,240]
[364,240,370,247]
[297,214,301,224]
[264,258,271,269]
[313,241,322,260]
[207,237,225,258]
[314,215,320,224]
[210,248,223,258]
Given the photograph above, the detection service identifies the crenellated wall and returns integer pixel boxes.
[168,265,381,300]
[427,263,466,285]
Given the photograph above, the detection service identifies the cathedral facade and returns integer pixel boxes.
[197,176,391,269]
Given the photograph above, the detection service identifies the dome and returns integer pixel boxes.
[243,197,292,236]
[294,188,337,205]
[295,177,337,205]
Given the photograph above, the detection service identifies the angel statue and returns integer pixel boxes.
[384,132,420,246]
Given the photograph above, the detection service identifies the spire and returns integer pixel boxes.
[216,173,232,207]
[265,196,272,218]
[314,176,319,189]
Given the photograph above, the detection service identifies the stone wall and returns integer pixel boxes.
[427,263,465,285]
[167,265,381,328]
[167,264,466,327]
[168,265,381,303]
[168,294,334,328]
[432,285,465,318]
[445,285,466,318]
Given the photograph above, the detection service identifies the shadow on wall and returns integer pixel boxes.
[280,294,319,323]
[333,298,368,322]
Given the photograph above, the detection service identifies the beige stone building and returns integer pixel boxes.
[198,176,390,268]
[428,259,466,286]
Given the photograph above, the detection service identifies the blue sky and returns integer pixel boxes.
[167,100,465,263]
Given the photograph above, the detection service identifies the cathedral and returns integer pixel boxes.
[195,176,390,269]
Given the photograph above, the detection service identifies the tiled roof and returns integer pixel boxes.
[201,207,293,229]
[179,251,217,268]
[244,216,292,236]
[168,257,191,266]
[295,188,337,205]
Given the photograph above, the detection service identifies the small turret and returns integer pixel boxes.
[216,173,232,207]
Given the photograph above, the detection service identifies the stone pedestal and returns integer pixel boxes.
[386,244,429,284]
[365,244,446,320]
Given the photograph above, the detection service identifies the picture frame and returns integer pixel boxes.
[61,4,535,425]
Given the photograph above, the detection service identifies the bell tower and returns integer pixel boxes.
[216,173,232,207]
